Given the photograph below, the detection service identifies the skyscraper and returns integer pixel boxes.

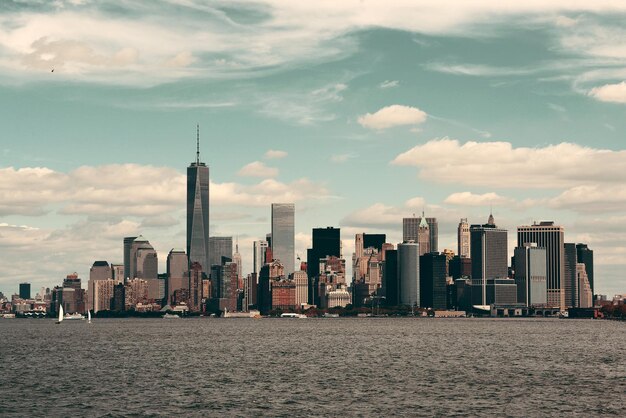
[576,244,594,296]
[307,227,341,302]
[253,240,269,276]
[397,241,420,307]
[19,283,31,299]
[130,236,159,300]
[403,214,438,253]
[123,236,137,280]
[457,218,470,258]
[419,253,447,310]
[167,249,188,304]
[514,243,547,307]
[517,221,565,309]
[209,236,233,269]
[564,243,578,308]
[187,125,210,272]
[471,215,508,306]
[271,203,295,275]
[88,260,111,311]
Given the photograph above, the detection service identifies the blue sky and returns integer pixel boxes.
[1,0,625,297]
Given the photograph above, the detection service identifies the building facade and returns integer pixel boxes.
[187,126,210,272]
[514,244,547,307]
[517,222,565,308]
[271,203,295,275]
[457,218,471,259]
[471,217,508,306]
[398,241,420,307]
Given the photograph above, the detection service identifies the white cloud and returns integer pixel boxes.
[444,192,514,207]
[330,153,355,163]
[588,81,626,103]
[237,161,279,178]
[548,185,626,212]
[264,149,288,159]
[392,138,626,188]
[379,80,399,89]
[358,105,427,131]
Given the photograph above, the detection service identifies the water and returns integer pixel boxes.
[1,318,624,416]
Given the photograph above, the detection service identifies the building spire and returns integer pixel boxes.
[196,124,200,164]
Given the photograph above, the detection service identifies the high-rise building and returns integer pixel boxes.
[307,227,341,304]
[383,249,398,306]
[564,243,578,308]
[111,264,124,283]
[187,125,210,272]
[123,236,137,281]
[419,253,447,310]
[167,249,188,304]
[88,261,111,311]
[576,244,594,296]
[514,244,547,307]
[517,221,566,309]
[577,263,593,308]
[404,214,438,253]
[93,279,116,313]
[449,256,472,279]
[271,203,295,275]
[233,240,242,287]
[291,271,308,308]
[397,241,420,307]
[471,215,508,306]
[112,283,125,312]
[129,236,158,300]
[209,236,233,270]
[253,240,269,275]
[457,218,471,258]
[19,283,31,300]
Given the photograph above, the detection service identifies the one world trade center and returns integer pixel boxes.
[187,125,210,271]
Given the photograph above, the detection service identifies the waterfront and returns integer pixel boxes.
[1,318,624,416]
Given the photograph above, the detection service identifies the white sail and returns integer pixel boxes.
[58,305,64,323]
[88,310,91,323]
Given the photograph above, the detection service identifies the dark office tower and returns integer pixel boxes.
[187,125,210,272]
[19,283,31,299]
[307,227,341,290]
[449,256,472,279]
[123,236,137,280]
[517,221,565,309]
[209,237,233,269]
[362,234,386,252]
[564,243,578,308]
[470,215,508,306]
[271,203,295,275]
[419,253,447,310]
[112,283,125,311]
[576,244,594,295]
[384,250,398,306]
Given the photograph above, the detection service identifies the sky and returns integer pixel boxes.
[1,0,625,297]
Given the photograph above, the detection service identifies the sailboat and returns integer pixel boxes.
[88,310,91,323]
[56,305,64,324]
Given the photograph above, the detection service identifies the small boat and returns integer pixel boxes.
[163,313,180,319]
[64,312,85,320]
[88,310,91,323]
[55,305,64,324]
[323,313,339,318]
[280,313,307,319]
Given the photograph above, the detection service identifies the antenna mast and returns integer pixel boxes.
[196,124,200,164]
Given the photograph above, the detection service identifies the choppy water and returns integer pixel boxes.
[1,318,624,417]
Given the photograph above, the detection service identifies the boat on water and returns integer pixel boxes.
[223,309,261,318]
[323,313,339,318]
[87,310,91,323]
[280,313,307,319]
[55,306,64,324]
[1,313,16,319]
[64,312,85,320]
[163,313,181,319]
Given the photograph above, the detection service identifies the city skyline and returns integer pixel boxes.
[1,1,626,297]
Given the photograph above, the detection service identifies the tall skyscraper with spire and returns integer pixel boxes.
[187,125,210,272]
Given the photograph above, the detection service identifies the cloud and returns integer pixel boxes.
[330,153,355,163]
[237,161,279,178]
[548,185,626,212]
[264,149,288,159]
[379,80,399,89]
[392,138,626,188]
[588,81,626,103]
[424,62,533,77]
[444,192,514,207]
[358,105,427,131]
